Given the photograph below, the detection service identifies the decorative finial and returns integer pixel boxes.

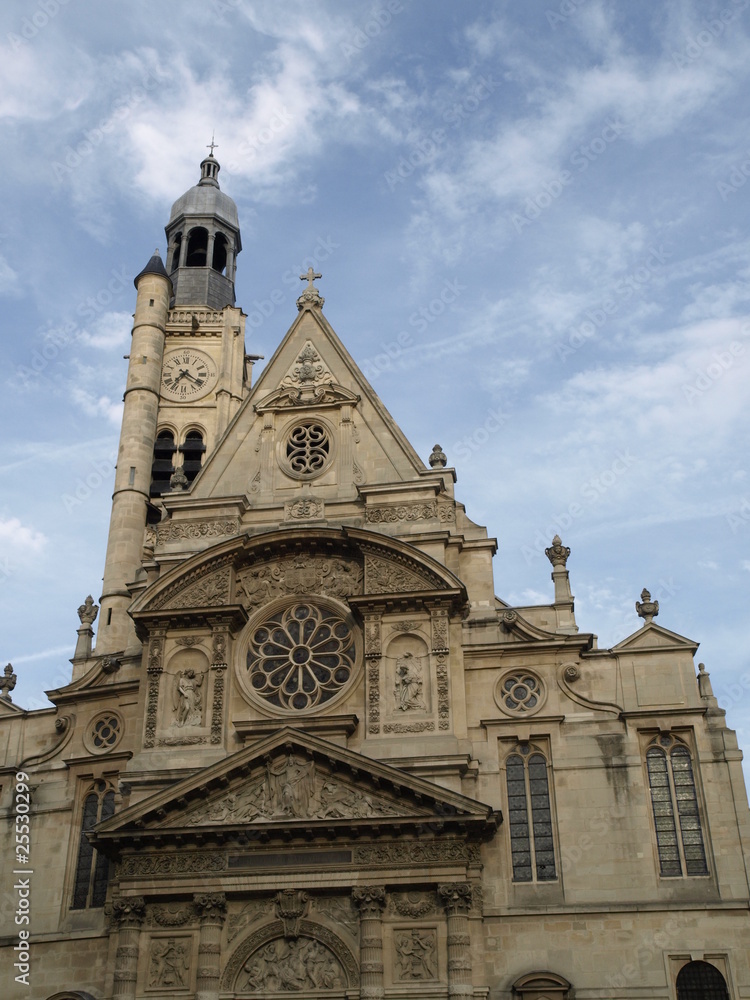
[77,595,99,626]
[429,444,447,468]
[169,466,189,492]
[207,133,218,157]
[636,587,659,625]
[1,663,17,702]
[296,267,325,311]
[545,535,570,568]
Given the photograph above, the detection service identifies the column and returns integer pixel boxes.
[194,892,227,1000]
[111,896,146,1000]
[352,886,386,1000]
[439,883,473,1000]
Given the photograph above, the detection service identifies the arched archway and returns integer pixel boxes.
[677,961,730,1000]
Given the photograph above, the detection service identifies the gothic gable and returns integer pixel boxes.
[611,622,699,653]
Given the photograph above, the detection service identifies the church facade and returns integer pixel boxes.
[1,154,749,1000]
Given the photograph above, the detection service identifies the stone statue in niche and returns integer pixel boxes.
[394,928,437,980]
[148,937,190,988]
[394,653,426,711]
[172,668,205,727]
[241,937,343,992]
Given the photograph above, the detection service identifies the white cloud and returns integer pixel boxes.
[69,387,124,425]
[0,516,46,553]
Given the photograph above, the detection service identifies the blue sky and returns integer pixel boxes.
[1,0,749,775]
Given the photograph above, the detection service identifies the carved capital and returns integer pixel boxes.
[110,896,146,928]
[194,892,227,922]
[352,886,387,917]
[438,882,472,915]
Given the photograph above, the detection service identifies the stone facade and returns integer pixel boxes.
[1,158,749,1000]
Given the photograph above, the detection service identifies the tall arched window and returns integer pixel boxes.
[71,780,115,909]
[180,430,206,484]
[170,232,182,272]
[186,227,208,267]
[506,744,557,882]
[646,734,708,877]
[212,232,228,274]
[150,430,176,496]
[677,961,729,1000]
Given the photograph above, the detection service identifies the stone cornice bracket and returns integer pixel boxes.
[193,892,227,922]
[352,886,387,917]
[635,587,659,625]
[109,895,146,928]
[438,882,472,915]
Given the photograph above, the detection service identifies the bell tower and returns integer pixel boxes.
[92,150,249,660]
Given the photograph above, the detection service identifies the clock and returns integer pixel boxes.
[161,349,217,401]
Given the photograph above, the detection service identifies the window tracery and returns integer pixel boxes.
[71,780,115,909]
[506,743,557,882]
[646,734,708,877]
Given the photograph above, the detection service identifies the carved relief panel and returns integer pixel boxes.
[154,646,213,747]
[142,933,196,992]
[381,626,438,735]
[384,921,446,989]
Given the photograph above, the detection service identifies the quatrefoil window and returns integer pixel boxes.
[286,421,331,476]
[246,602,356,711]
[495,671,546,716]
[84,712,123,753]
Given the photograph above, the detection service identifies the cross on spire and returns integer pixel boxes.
[206,132,218,156]
[300,267,322,289]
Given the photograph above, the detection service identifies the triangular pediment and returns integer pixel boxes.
[93,728,498,846]
[184,305,430,501]
[611,621,698,653]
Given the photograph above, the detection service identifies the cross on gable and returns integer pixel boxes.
[300,267,322,289]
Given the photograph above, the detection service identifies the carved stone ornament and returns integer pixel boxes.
[365,500,454,524]
[383,721,435,734]
[431,608,449,653]
[429,444,447,468]
[165,567,231,610]
[280,340,333,390]
[227,899,275,943]
[390,891,437,919]
[171,668,205,728]
[77,594,99,625]
[435,653,450,730]
[149,903,194,927]
[1,663,17,701]
[148,936,191,989]
[296,271,325,311]
[355,841,478,867]
[314,897,358,938]
[241,935,344,992]
[391,620,422,634]
[194,892,227,921]
[275,889,309,938]
[101,655,121,674]
[394,928,437,981]
[154,518,240,544]
[394,652,426,712]
[169,465,189,492]
[109,896,146,927]
[285,497,324,520]
[438,882,472,915]
[352,886,387,916]
[236,554,363,609]
[636,587,659,624]
[545,534,570,568]
[116,852,226,878]
[182,754,409,826]
[364,554,436,594]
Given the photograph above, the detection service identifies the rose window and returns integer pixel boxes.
[85,712,122,753]
[497,672,544,714]
[286,422,331,476]
[246,602,356,711]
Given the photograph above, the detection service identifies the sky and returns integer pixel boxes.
[1,0,749,779]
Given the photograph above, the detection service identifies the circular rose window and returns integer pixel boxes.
[84,711,123,753]
[244,600,359,712]
[494,671,546,715]
[278,418,335,480]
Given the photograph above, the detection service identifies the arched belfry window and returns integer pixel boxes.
[150,430,176,496]
[71,780,115,909]
[506,743,557,882]
[180,430,206,484]
[170,232,182,272]
[676,962,730,1000]
[186,227,208,267]
[212,232,228,274]
[646,734,708,877]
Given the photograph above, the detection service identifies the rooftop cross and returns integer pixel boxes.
[206,133,218,157]
[300,267,322,290]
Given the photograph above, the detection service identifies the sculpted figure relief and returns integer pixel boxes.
[394,929,437,981]
[267,754,316,818]
[236,555,363,609]
[148,937,190,988]
[241,937,343,992]
[394,653,426,711]
[172,668,205,727]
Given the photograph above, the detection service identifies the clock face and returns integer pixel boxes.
[161,349,217,401]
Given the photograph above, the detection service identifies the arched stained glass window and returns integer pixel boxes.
[71,781,115,909]
[506,746,557,882]
[646,735,708,877]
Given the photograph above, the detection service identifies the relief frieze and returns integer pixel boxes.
[153,518,240,544]
[365,501,454,524]
[236,554,362,609]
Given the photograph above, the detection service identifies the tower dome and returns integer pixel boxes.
[165,151,242,310]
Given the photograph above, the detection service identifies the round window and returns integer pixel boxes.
[240,599,360,714]
[280,419,334,479]
[84,712,123,753]
[494,671,546,716]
